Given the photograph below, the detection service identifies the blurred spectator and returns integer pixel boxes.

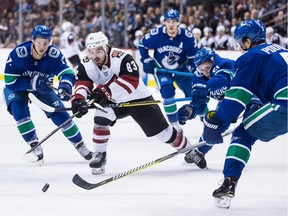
[266,26,286,47]
[199,26,215,48]
[60,21,82,68]
[127,13,143,48]
[214,25,229,50]
[192,28,202,48]
[133,29,143,49]
[0,0,287,49]
[227,26,236,50]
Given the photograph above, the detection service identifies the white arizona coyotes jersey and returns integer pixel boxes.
[74,47,152,103]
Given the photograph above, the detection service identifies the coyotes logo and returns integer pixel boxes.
[111,50,124,58]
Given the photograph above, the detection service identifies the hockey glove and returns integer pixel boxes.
[30,75,52,94]
[58,81,73,101]
[190,82,209,114]
[178,104,196,125]
[141,57,155,74]
[72,98,88,118]
[89,85,112,106]
[203,111,226,144]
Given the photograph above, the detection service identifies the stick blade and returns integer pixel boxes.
[72,174,97,190]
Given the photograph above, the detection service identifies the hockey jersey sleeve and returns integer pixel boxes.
[215,54,257,125]
[138,32,156,62]
[108,54,140,102]
[51,51,76,86]
[184,30,199,72]
[72,63,94,101]
[4,51,31,91]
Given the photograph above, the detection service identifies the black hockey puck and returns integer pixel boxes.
[42,183,50,192]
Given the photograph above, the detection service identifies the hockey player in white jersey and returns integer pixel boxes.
[71,31,195,175]
[60,21,81,68]
[138,9,198,132]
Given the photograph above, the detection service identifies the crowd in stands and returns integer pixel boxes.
[0,0,287,49]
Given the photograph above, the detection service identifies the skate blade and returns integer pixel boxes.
[23,153,39,163]
[22,153,44,166]
[91,166,105,175]
[214,196,231,209]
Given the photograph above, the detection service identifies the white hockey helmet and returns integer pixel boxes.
[203,26,212,36]
[216,25,225,32]
[61,21,74,31]
[85,31,109,50]
[192,28,202,37]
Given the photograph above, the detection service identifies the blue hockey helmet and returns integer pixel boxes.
[164,9,180,21]
[234,19,266,50]
[32,25,52,41]
[194,47,215,68]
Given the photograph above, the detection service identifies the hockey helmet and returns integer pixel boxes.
[61,21,74,31]
[164,9,180,21]
[234,19,266,50]
[194,47,215,68]
[32,25,52,40]
[85,31,109,50]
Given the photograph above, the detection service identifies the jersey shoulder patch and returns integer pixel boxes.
[111,49,124,58]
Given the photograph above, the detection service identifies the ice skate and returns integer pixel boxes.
[89,152,107,175]
[23,141,44,165]
[74,142,93,161]
[212,177,238,209]
[184,149,207,169]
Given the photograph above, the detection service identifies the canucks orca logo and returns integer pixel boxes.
[161,52,180,69]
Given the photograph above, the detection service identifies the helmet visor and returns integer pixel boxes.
[233,38,244,51]
[196,61,212,78]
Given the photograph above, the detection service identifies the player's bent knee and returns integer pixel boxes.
[160,84,175,99]
[155,125,174,142]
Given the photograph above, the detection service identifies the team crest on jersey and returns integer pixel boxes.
[111,50,124,58]
[161,52,180,69]
[83,56,90,63]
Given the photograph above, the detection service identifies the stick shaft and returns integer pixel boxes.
[25,112,79,154]
[157,68,194,77]
[72,128,235,190]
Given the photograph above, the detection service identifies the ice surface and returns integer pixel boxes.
[0,84,287,216]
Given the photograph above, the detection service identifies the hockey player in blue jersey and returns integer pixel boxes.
[177,47,235,169]
[3,25,93,165]
[201,20,287,207]
[138,9,198,131]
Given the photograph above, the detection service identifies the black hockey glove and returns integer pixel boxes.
[177,104,196,125]
[89,85,112,106]
[72,98,88,118]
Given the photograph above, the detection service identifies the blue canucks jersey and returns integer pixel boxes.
[193,54,235,101]
[216,43,288,125]
[4,41,75,92]
[139,26,198,72]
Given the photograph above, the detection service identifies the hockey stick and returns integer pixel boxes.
[23,99,95,160]
[157,68,194,77]
[72,128,235,190]
[105,98,192,108]
[29,93,192,112]
[28,92,107,113]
